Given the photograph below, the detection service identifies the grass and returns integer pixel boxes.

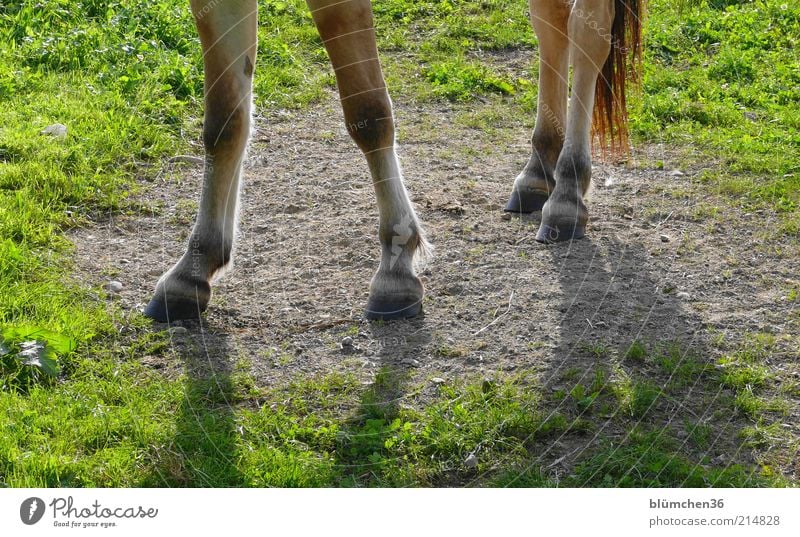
[1,0,798,487]
[636,0,800,232]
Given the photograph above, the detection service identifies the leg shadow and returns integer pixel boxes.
[334,317,432,485]
[530,236,763,486]
[141,320,243,486]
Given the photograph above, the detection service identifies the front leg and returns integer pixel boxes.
[144,0,257,322]
[506,0,570,214]
[308,0,429,320]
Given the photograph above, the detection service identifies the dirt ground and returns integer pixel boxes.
[69,92,799,481]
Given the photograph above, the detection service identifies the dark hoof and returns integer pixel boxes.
[535,223,586,244]
[364,298,422,321]
[504,189,549,214]
[143,294,206,323]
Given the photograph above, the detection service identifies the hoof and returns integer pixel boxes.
[535,222,586,244]
[143,276,211,323]
[364,297,422,321]
[504,189,549,213]
[366,270,424,321]
[143,294,207,323]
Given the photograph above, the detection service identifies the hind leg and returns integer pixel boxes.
[506,0,570,213]
[536,0,613,242]
[307,0,428,320]
[145,0,257,322]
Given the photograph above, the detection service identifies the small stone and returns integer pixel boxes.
[659,234,670,243]
[283,204,305,214]
[341,336,354,347]
[446,284,463,295]
[41,123,67,139]
[431,377,446,385]
[442,203,464,215]
[668,169,685,177]
[104,280,123,293]
[169,326,189,336]
[401,358,420,368]
[464,453,478,469]
[500,212,512,221]
[119,258,131,264]
[676,291,691,300]
[481,378,495,394]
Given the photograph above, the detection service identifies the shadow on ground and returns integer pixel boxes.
[505,235,762,486]
[141,321,244,486]
[333,318,432,484]
[136,232,768,487]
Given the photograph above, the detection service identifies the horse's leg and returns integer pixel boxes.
[506,0,570,213]
[145,0,257,321]
[306,0,428,320]
[536,0,613,243]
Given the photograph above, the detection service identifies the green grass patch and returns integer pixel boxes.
[571,430,772,487]
[635,0,800,231]
[425,60,515,101]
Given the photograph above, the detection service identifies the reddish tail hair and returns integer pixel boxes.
[593,0,646,155]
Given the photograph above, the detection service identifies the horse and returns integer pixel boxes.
[143,0,645,323]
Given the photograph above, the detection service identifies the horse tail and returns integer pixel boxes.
[593,0,646,155]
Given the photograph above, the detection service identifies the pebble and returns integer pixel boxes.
[284,204,305,214]
[431,377,446,385]
[41,123,67,139]
[464,453,479,469]
[104,280,123,293]
[482,379,495,394]
[341,336,354,347]
[668,169,685,177]
[401,358,420,368]
[660,234,670,243]
[676,291,691,300]
[169,326,189,336]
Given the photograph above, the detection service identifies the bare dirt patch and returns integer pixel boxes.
[69,93,799,482]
